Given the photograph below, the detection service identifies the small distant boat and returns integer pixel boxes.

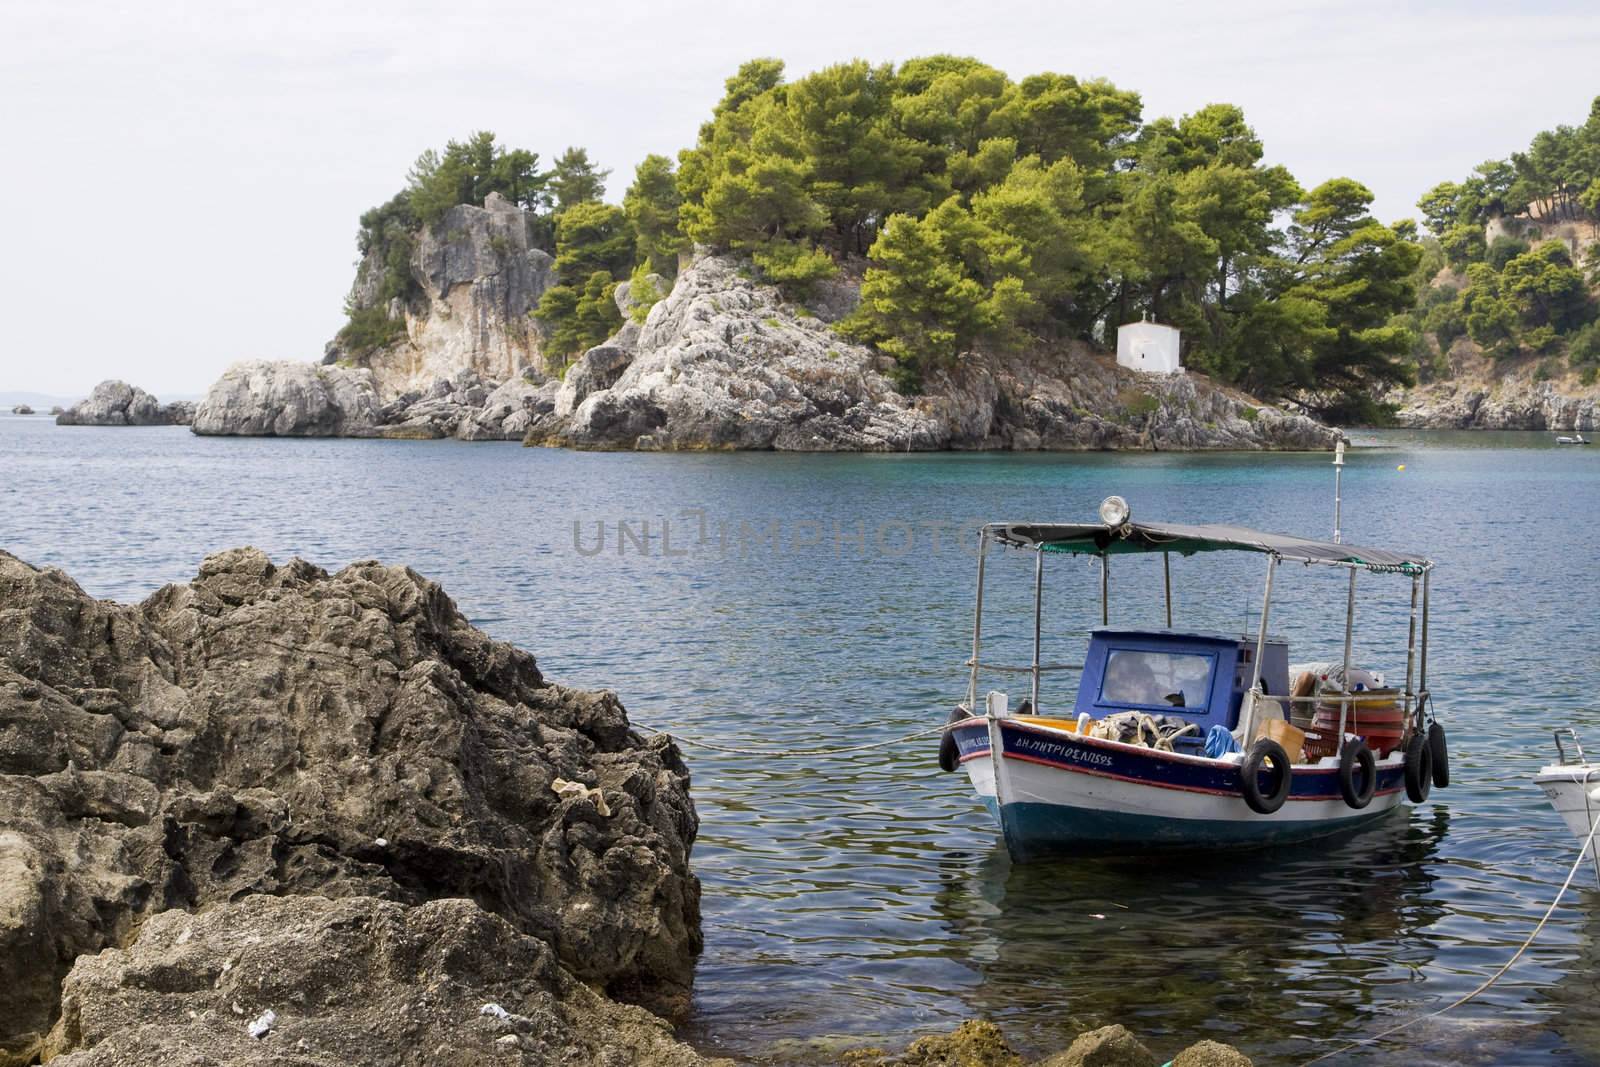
[938,494,1451,860]
[1556,433,1589,445]
[1535,729,1600,861]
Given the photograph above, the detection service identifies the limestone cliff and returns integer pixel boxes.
[323,191,555,399]
[529,255,1336,452]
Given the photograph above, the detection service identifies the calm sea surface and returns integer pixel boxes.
[2,416,1599,1065]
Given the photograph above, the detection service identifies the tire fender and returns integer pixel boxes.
[1240,738,1292,815]
[1339,739,1377,809]
[1403,730,1433,803]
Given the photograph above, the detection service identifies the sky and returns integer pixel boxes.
[3,0,1597,398]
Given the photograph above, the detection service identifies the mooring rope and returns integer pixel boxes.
[1300,800,1600,1065]
[632,721,953,758]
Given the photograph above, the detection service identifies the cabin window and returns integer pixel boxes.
[1100,649,1214,710]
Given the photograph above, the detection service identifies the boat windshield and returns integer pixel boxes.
[1100,649,1214,709]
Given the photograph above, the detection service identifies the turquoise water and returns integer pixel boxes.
[2,416,1599,1065]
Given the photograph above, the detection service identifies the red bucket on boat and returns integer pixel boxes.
[1305,689,1406,758]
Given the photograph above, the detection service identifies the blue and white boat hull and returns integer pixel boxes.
[954,716,1405,860]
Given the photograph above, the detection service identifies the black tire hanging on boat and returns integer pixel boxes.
[1428,721,1450,788]
[1403,730,1433,803]
[1339,739,1377,809]
[938,707,966,773]
[1240,738,1292,815]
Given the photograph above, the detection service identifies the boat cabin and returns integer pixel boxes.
[1076,629,1288,751]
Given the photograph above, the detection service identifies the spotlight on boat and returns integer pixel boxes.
[1098,495,1131,527]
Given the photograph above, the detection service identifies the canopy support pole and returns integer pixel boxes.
[1163,552,1173,629]
[1338,566,1357,741]
[967,531,988,712]
[1031,550,1044,712]
[1242,555,1277,743]
[1419,568,1431,708]
[1101,555,1109,627]
[1404,575,1419,728]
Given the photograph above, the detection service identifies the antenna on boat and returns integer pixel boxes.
[1331,436,1346,544]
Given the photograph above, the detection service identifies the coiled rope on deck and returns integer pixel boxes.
[1300,790,1600,1066]
[632,721,953,758]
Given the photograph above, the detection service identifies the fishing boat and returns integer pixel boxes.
[938,493,1451,861]
[1555,433,1588,445]
[1535,729,1600,866]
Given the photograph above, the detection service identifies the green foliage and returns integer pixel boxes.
[1486,235,1530,271]
[1119,390,1161,418]
[535,270,622,361]
[671,55,1428,414]
[1569,321,1600,366]
[537,204,637,348]
[336,304,406,354]
[406,131,548,227]
[624,155,685,276]
[625,260,665,324]
[1419,97,1600,268]
[552,201,634,280]
[549,147,610,213]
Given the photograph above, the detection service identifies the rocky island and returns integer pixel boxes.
[184,55,1435,452]
[55,380,194,427]
[192,233,1333,450]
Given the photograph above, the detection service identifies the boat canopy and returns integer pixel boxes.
[985,520,1431,575]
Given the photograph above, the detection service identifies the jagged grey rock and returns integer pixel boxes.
[1395,378,1598,430]
[191,361,384,436]
[527,255,1336,453]
[325,191,557,397]
[0,548,701,1064]
[10,405,33,415]
[56,381,191,427]
[1392,336,1599,430]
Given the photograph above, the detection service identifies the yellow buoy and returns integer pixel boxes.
[1397,464,1406,471]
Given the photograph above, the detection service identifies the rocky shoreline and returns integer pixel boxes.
[1391,337,1598,430]
[0,549,1263,1067]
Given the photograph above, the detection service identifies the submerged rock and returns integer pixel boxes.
[844,1022,1249,1067]
[0,548,701,1064]
[56,381,192,426]
[10,404,33,415]
[527,254,1335,453]
[1037,1025,1158,1067]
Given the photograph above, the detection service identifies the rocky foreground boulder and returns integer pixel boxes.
[0,548,701,1065]
[56,381,193,427]
[529,255,1335,452]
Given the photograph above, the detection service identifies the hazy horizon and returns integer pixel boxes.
[5,0,1597,397]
